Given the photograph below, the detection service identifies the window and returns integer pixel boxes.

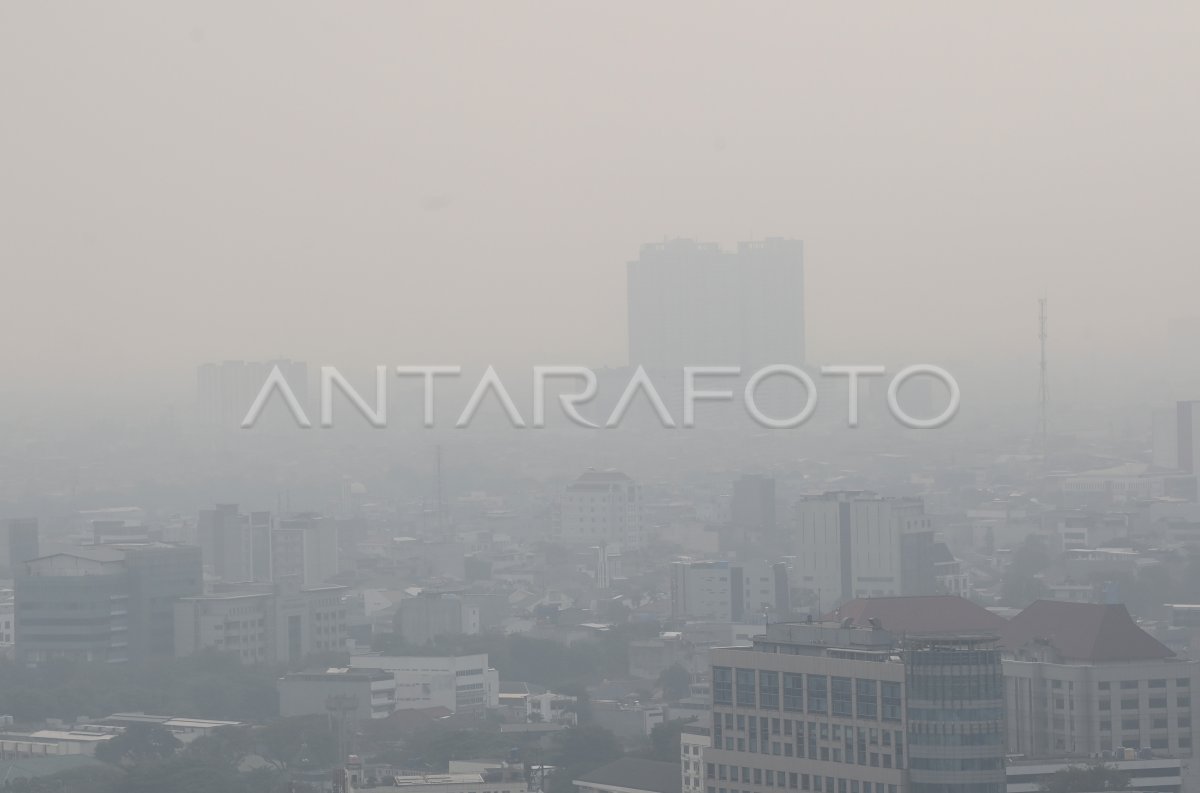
[1120,680,1139,690]
[1150,697,1167,709]
[760,671,780,709]
[832,677,853,717]
[1150,679,1167,688]
[881,682,901,721]
[1180,696,1192,708]
[856,679,877,719]
[1099,682,1111,690]
[1121,698,1138,710]
[714,667,733,705]
[737,669,756,707]
[1178,678,1191,687]
[784,674,804,711]
[808,676,828,714]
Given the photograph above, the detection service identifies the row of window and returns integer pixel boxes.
[714,668,901,721]
[706,777,897,793]
[712,716,904,768]
[1096,679,1191,690]
[1096,696,1190,710]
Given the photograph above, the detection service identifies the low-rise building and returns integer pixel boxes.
[278,667,397,722]
[349,653,499,713]
[575,757,681,793]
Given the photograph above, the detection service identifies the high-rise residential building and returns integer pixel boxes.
[670,561,789,622]
[732,476,777,540]
[196,358,308,430]
[272,513,340,586]
[558,470,643,552]
[1000,600,1200,763]
[15,542,202,665]
[708,621,1005,793]
[627,238,805,371]
[792,492,936,607]
[197,504,271,583]
[0,518,39,576]
[1153,401,1200,499]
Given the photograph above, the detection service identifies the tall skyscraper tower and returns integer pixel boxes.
[627,238,805,370]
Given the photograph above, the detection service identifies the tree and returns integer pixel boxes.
[638,718,695,761]
[95,724,182,767]
[1040,763,1130,792]
[658,663,692,702]
[1002,535,1052,606]
[258,715,337,772]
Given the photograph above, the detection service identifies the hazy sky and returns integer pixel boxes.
[2,2,1197,408]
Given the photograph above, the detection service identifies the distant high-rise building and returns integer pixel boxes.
[732,475,776,539]
[0,518,39,576]
[627,238,804,371]
[197,504,273,583]
[196,359,308,430]
[793,491,936,606]
[558,469,644,551]
[670,560,788,622]
[272,513,339,586]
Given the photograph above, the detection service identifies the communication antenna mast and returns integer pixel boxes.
[1038,298,1049,464]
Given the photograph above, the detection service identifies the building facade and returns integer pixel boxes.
[793,492,936,606]
[707,622,1005,793]
[558,470,644,552]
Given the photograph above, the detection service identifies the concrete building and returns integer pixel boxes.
[670,561,789,622]
[792,491,936,606]
[681,726,711,793]
[349,653,499,713]
[174,590,274,664]
[627,238,804,372]
[559,470,643,552]
[1006,757,1183,793]
[174,580,347,664]
[0,518,39,576]
[732,476,777,542]
[576,758,682,793]
[15,543,201,665]
[396,592,481,646]
[341,758,527,793]
[197,504,272,583]
[273,513,339,586]
[278,667,397,722]
[708,621,1006,793]
[1000,600,1200,764]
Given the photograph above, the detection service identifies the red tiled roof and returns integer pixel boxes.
[823,595,1007,635]
[1000,600,1174,662]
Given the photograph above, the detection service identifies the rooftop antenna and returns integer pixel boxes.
[1038,298,1049,465]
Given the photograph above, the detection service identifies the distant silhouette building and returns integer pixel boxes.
[558,469,643,551]
[272,513,339,586]
[669,560,788,621]
[197,504,273,583]
[196,358,308,430]
[0,518,39,576]
[731,475,776,540]
[627,238,804,371]
[792,491,936,606]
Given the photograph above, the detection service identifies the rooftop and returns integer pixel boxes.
[574,758,682,793]
[1001,600,1175,662]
